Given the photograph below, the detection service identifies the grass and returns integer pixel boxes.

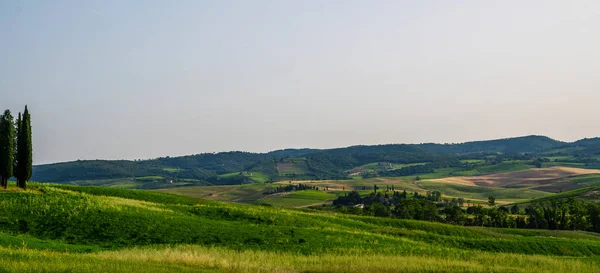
[1,183,600,272]
[543,162,587,168]
[248,172,270,183]
[567,174,600,188]
[514,186,600,205]
[476,162,532,174]
[40,184,202,205]
[64,178,141,188]
[135,176,164,182]
[1,244,599,273]
[218,172,240,178]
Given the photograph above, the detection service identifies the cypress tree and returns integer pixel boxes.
[14,113,21,187]
[15,106,32,190]
[0,110,15,189]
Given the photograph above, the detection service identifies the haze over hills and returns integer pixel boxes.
[31,135,600,187]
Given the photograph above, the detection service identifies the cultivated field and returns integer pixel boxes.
[428,167,600,188]
[160,167,600,207]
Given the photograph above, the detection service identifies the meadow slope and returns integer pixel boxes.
[1,183,599,272]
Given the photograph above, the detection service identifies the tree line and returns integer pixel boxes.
[263,183,321,195]
[333,189,600,233]
[0,106,33,189]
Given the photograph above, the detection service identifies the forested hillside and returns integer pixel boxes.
[417,135,564,154]
[31,135,600,187]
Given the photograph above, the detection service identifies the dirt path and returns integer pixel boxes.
[411,179,427,191]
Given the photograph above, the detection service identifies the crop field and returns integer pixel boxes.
[275,176,422,192]
[262,190,335,207]
[159,165,600,208]
[416,181,553,204]
[413,167,600,203]
[1,183,600,272]
[428,167,600,188]
[157,184,276,204]
[475,162,532,174]
[161,185,336,208]
[276,158,309,175]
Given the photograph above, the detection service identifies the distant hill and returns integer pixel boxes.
[417,135,564,154]
[31,135,600,186]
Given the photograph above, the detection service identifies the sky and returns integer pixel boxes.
[1,0,599,164]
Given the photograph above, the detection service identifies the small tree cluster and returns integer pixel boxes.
[332,189,600,233]
[0,106,32,189]
[263,183,318,194]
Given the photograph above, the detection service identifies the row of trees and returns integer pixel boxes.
[263,183,321,195]
[333,190,600,233]
[334,190,442,207]
[0,106,32,189]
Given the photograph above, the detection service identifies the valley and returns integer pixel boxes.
[4,135,600,272]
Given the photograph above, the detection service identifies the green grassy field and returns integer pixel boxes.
[476,162,532,174]
[216,171,271,184]
[248,172,270,183]
[1,183,600,272]
[514,186,600,205]
[566,174,600,188]
[65,178,143,188]
[135,175,164,181]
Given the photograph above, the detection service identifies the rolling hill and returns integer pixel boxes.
[30,135,600,188]
[1,183,600,272]
[515,186,600,205]
[159,166,600,207]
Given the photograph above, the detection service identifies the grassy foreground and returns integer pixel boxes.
[2,244,599,273]
[0,183,599,272]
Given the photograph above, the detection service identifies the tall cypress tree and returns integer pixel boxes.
[15,106,32,190]
[0,110,15,189]
[14,113,21,187]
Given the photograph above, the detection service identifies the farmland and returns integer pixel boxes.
[9,135,600,271]
[159,166,600,208]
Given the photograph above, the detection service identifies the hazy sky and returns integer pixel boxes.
[1,1,599,164]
